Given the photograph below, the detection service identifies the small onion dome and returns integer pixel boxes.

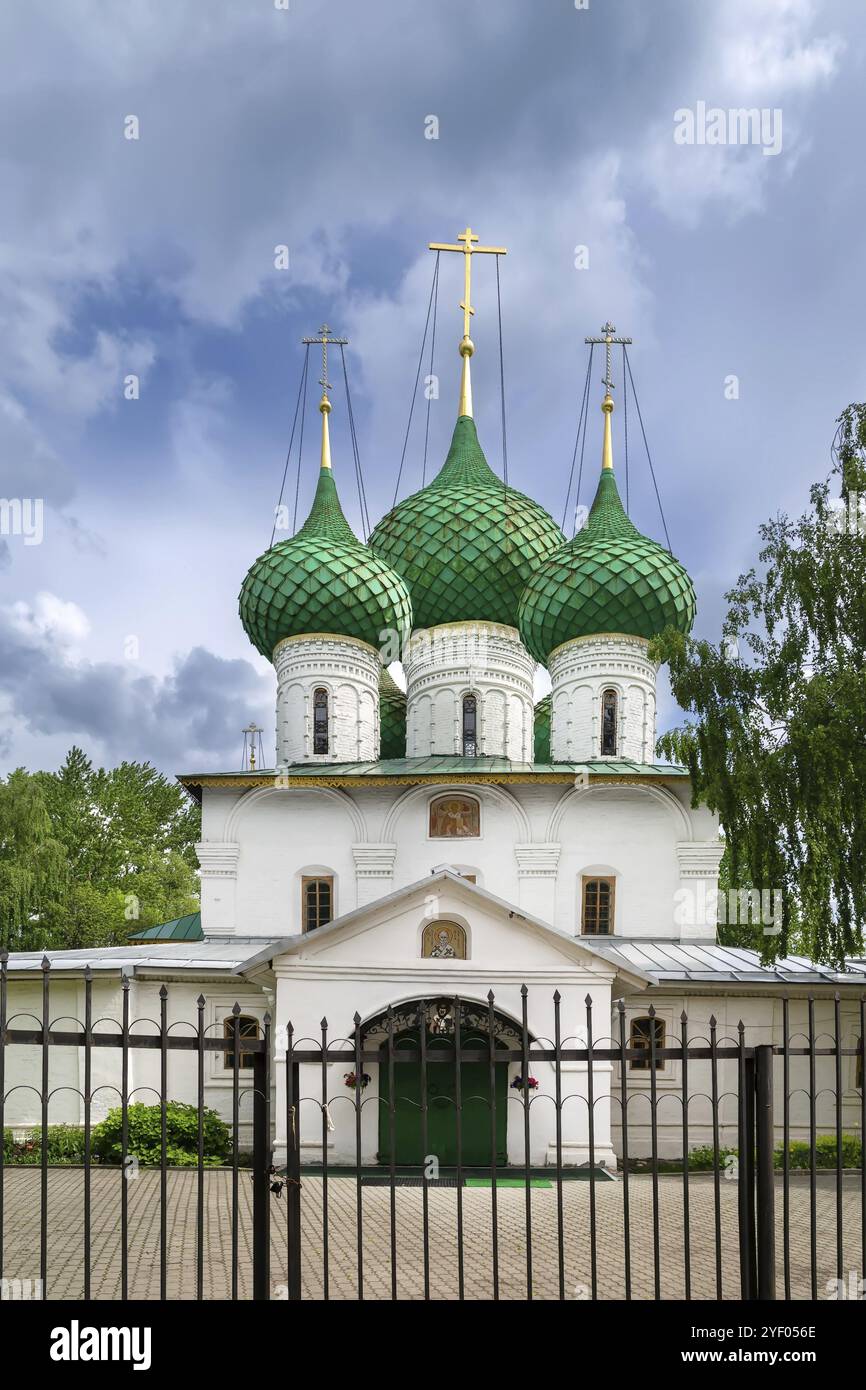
[368,416,564,631]
[239,465,413,660]
[533,693,551,762]
[518,468,695,664]
[378,666,407,759]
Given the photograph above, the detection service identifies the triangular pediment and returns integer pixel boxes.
[258,870,647,981]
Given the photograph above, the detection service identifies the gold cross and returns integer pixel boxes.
[429,226,507,344]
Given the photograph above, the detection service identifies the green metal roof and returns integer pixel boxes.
[129,912,203,943]
[533,694,551,762]
[379,667,407,759]
[369,416,564,630]
[518,467,696,662]
[239,465,413,658]
[178,758,688,802]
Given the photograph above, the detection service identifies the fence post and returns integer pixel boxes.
[285,1026,302,1301]
[738,1051,758,1298]
[252,1020,272,1301]
[754,1043,776,1299]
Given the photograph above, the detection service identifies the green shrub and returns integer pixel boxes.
[776,1134,862,1170]
[2,1124,87,1165]
[90,1102,230,1168]
[686,1144,738,1171]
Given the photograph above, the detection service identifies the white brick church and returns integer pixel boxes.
[5,271,864,1169]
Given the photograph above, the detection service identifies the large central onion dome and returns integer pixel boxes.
[369,416,565,630]
[518,397,695,663]
[239,398,412,659]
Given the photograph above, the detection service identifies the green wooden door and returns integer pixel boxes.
[378,1030,507,1167]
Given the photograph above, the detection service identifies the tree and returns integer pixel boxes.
[0,749,201,952]
[0,770,67,952]
[652,404,866,966]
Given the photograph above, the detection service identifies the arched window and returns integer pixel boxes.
[581,875,615,934]
[429,794,480,838]
[302,876,333,931]
[421,920,467,959]
[223,1014,259,1070]
[462,693,478,756]
[313,688,329,754]
[601,689,618,756]
[629,1015,665,1071]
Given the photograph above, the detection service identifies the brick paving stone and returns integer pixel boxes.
[1,1169,861,1301]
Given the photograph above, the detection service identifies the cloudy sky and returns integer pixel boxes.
[1,0,862,775]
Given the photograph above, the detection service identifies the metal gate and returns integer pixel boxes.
[1,960,864,1301]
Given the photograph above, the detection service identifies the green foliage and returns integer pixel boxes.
[652,403,866,965]
[0,747,200,950]
[686,1144,738,1171]
[777,1134,862,1170]
[2,1125,87,1165]
[90,1102,231,1168]
[0,769,67,953]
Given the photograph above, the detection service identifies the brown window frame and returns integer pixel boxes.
[302,875,334,932]
[223,1014,260,1070]
[581,875,616,935]
[629,1015,666,1071]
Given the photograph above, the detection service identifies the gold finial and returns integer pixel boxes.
[584,321,632,471]
[429,226,507,419]
[302,323,348,470]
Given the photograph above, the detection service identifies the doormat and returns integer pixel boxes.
[465,1177,552,1189]
[360,1175,463,1187]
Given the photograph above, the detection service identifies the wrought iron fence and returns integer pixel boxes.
[1,956,864,1301]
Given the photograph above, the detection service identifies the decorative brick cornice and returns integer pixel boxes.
[514,843,562,878]
[675,841,725,878]
[352,842,398,878]
[196,841,240,879]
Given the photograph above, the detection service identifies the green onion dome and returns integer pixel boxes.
[518,467,696,664]
[368,416,565,631]
[239,463,413,660]
[533,694,551,762]
[379,666,407,759]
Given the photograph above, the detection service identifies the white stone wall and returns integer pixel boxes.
[548,634,658,762]
[197,778,723,943]
[612,992,864,1159]
[404,621,534,760]
[1,975,271,1148]
[273,634,380,766]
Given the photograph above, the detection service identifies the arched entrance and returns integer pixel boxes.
[365,998,521,1168]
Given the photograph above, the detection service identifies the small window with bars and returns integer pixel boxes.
[302,876,334,932]
[462,694,478,757]
[223,1014,259,1070]
[581,876,615,935]
[629,1015,665,1071]
[313,687,329,755]
[601,689,618,756]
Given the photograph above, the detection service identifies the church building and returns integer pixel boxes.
[4,231,864,1170]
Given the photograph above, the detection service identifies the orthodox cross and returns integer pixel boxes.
[241,722,264,771]
[301,323,348,400]
[584,321,632,396]
[428,226,507,347]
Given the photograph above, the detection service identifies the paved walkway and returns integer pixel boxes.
[1,1169,861,1300]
